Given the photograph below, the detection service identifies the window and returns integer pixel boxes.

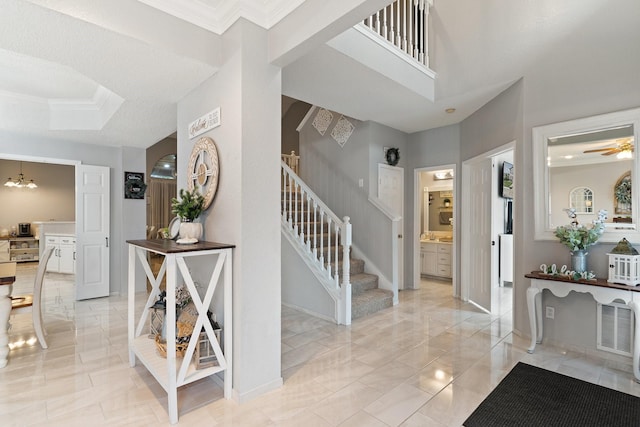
[569,187,594,214]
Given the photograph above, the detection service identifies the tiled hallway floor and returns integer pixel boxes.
[2,266,640,426]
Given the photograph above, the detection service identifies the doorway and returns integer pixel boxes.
[0,155,111,301]
[461,143,514,314]
[412,165,457,293]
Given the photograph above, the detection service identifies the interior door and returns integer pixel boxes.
[378,164,404,289]
[467,158,493,312]
[75,165,110,300]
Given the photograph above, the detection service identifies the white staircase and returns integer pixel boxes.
[281,161,393,325]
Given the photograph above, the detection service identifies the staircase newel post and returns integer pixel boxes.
[341,216,352,325]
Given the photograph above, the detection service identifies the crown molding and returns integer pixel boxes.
[136,0,305,33]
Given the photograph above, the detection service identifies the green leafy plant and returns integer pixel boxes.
[554,208,607,251]
[615,177,631,204]
[171,188,205,222]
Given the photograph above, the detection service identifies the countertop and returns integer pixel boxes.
[420,239,453,244]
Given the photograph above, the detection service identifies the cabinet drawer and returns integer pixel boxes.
[437,244,451,254]
[421,243,437,252]
[437,265,452,277]
[45,235,60,244]
[438,253,451,265]
[60,237,75,245]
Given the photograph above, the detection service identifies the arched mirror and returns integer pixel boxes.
[533,107,640,243]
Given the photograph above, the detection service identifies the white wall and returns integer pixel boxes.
[177,19,282,402]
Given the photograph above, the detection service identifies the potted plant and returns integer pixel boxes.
[171,188,205,241]
[554,208,607,272]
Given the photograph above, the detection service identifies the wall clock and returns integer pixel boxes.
[187,136,219,210]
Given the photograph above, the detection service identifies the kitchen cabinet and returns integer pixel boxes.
[420,241,452,278]
[5,237,39,262]
[0,241,9,263]
[45,234,76,274]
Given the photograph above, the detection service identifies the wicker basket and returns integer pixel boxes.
[154,321,193,358]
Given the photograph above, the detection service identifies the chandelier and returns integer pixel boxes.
[4,162,37,189]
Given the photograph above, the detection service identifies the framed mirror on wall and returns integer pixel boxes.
[533,107,640,243]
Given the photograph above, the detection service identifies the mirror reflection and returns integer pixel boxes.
[533,108,640,242]
[547,125,634,228]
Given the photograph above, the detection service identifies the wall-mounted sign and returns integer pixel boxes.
[124,171,147,199]
[189,107,221,139]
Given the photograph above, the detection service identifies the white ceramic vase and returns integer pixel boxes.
[179,221,202,241]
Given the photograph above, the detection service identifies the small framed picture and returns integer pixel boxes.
[124,172,147,199]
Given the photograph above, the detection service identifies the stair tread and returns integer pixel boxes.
[350,272,378,283]
[352,288,394,300]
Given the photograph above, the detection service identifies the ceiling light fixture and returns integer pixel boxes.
[617,150,633,160]
[434,170,454,180]
[4,162,37,189]
[445,108,456,114]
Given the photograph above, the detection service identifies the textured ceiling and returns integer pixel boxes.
[2,0,639,149]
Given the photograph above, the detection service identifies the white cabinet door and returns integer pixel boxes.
[421,251,437,275]
[0,241,9,263]
[45,235,60,272]
[59,239,75,274]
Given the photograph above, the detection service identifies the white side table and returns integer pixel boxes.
[526,272,640,382]
[127,239,234,424]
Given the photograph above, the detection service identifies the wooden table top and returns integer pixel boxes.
[525,271,640,293]
[127,239,235,255]
[0,262,17,286]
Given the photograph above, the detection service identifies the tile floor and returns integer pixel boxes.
[2,265,640,426]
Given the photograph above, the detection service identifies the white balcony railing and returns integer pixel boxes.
[362,0,432,67]
[281,161,352,325]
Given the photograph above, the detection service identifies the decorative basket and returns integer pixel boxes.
[154,321,193,358]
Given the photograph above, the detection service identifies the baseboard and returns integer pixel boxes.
[234,377,284,404]
[282,301,336,323]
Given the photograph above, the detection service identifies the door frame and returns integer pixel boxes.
[378,163,404,290]
[412,164,457,293]
[460,142,515,308]
[0,153,109,300]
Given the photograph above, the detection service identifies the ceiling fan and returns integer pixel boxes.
[583,138,634,157]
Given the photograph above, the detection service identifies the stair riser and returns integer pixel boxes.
[351,276,379,295]
[352,296,393,320]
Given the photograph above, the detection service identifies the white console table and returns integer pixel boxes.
[525,272,640,382]
[127,239,234,424]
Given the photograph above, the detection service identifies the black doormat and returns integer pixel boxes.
[464,362,640,427]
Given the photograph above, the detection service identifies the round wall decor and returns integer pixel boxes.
[187,137,219,210]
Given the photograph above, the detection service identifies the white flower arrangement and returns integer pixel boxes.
[554,208,607,251]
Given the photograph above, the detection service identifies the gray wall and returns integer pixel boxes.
[406,124,461,288]
[281,235,335,319]
[299,117,408,286]
[177,19,282,401]
[0,132,146,295]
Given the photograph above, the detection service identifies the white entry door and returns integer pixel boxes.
[75,165,110,300]
[465,158,493,312]
[378,164,404,289]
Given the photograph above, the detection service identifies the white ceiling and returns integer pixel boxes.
[2,0,639,149]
